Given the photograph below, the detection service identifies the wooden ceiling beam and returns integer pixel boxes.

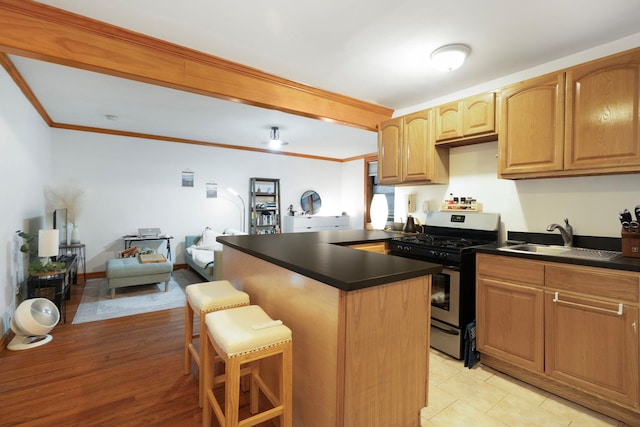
[0,0,393,131]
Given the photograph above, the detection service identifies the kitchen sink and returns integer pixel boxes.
[498,243,621,261]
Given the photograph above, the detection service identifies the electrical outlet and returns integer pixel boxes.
[407,194,416,213]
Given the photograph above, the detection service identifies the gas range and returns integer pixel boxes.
[389,211,500,265]
[388,211,500,360]
[391,234,492,264]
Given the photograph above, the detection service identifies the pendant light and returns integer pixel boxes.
[265,126,289,149]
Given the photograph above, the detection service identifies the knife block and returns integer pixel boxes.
[621,229,640,258]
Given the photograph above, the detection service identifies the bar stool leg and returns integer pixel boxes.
[202,325,212,427]
[184,302,195,375]
[198,310,208,408]
[249,362,259,414]
[225,357,241,427]
[282,345,293,427]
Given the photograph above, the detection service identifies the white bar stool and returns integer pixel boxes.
[184,280,250,406]
[202,305,292,427]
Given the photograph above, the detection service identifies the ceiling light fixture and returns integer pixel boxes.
[264,126,289,149]
[430,44,471,72]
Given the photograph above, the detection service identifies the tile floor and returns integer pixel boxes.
[421,349,625,427]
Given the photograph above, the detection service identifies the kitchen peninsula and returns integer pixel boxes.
[217,230,441,427]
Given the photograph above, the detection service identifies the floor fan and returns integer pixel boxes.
[7,298,60,351]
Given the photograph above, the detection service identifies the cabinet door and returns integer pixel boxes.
[402,110,431,182]
[463,92,495,136]
[435,101,462,141]
[499,72,565,176]
[476,277,544,373]
[565,50,640,171]
[378,117,402,185]
[545,291,639,406]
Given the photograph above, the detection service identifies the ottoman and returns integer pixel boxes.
[106,257,173,298]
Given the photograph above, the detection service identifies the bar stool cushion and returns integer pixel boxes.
[206,305,292,357]
[186,280,249,312]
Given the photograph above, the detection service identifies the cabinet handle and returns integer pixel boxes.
[552,292,623,316]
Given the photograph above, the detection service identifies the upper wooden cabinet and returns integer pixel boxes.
[377,110,448,185]
[435,92,497,146]
[499,48,640,179]
[378,117,403,184]
[498,72,565,176]
[565,49,640,171]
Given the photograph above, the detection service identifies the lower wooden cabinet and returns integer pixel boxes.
[476,277,544,373]
[476,253,640,423]
[545,291,639,406]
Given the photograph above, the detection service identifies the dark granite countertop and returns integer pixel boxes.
[476,232,640,272]
[217,230,442,291]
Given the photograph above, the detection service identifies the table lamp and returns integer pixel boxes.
[370,194,389,230]
[38,229,59,265]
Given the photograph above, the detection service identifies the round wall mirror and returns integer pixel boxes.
[300,190,321,215]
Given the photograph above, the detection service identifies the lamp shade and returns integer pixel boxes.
[38,229,59,258]
[370,194,389,230]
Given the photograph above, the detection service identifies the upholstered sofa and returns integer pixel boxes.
[184,228,246,281]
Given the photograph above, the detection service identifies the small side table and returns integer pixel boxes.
[59,243,86,283]
[27,254,77,323]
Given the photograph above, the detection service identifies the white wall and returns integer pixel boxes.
[0,68,52,335]
[393,141,640,242]
[50,130,365,273]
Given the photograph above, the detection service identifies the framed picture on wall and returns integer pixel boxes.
[182,170,194,187]
[206,181,218,198]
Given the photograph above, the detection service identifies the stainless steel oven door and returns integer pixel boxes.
[431,267,460,327]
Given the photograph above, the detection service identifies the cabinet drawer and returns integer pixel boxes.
[545,264,640,303]
[477,254,544,285]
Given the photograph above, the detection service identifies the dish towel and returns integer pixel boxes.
[463,320,479,368]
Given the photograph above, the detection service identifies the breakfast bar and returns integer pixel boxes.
[217,230,442,427]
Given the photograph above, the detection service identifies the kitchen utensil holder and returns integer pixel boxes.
[621,229,640,258]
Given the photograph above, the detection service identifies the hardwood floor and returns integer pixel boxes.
[0,279,269,427]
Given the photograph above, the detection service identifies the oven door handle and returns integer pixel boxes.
[431,322,460,335]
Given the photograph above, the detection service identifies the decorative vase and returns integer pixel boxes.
[71,225,80,244]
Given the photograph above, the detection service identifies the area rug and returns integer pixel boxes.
[72,268,202,324]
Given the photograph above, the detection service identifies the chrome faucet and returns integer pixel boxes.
[546,218,573,247]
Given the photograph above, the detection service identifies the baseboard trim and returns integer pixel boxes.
[480,353,639,426]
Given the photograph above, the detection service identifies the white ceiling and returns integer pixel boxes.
[9,0,640,159]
